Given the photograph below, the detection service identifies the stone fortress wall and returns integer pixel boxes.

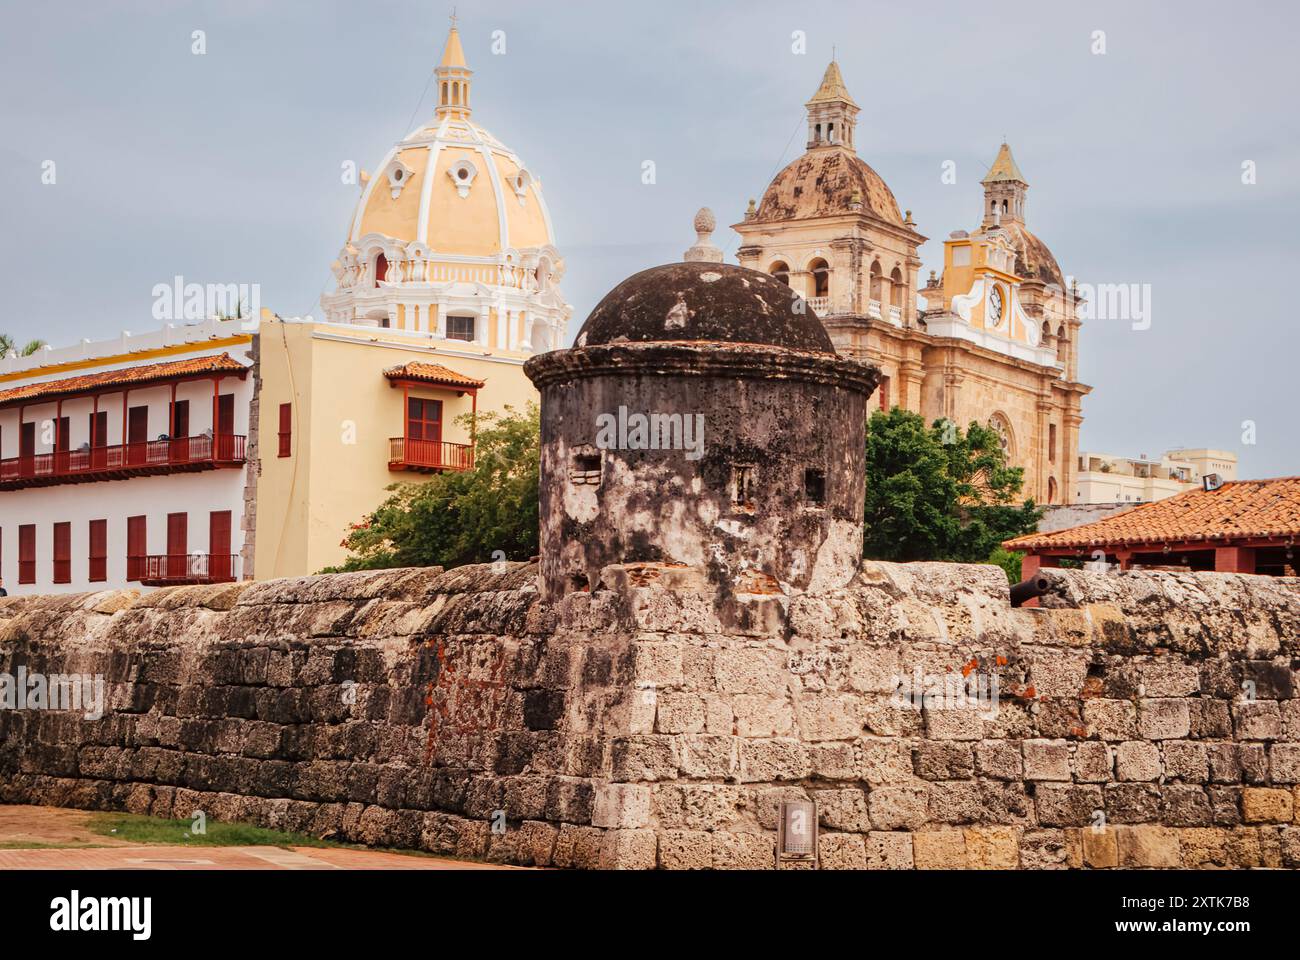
[3,559,1299,869]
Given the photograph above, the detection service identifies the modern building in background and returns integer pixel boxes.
[1074,448,1238,504]
[0,25,565,593]
[731,61,1090,505]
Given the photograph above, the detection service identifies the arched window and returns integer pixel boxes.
[869,261,883,301]
[826,122,835,144]
[809,258,830,297]
[1047,476,1059,504]
[769,261,790,286]
[1002,199,1009,214]
[374,253,388,287]
[1041,320,1052,341]
[1056,324,1068,363]
[889,267,904,307]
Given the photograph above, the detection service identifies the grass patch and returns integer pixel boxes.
[87,812,342,849]
[0,840,107,850]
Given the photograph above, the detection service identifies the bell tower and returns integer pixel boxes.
[805,60,858,149]
[981,142,1028,227]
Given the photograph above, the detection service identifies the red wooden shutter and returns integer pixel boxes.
[126,515,146,581]
[18,525,35,584]
[53,522,71,584]
[88,519,108,583]
[167,513,187,580]
[127,405,149,464]
[210,511,232,582]
[217,393,236,460]
[171,399,190,438]
[278,402,292,457]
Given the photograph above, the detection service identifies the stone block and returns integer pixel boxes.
[864,831,914,869]
[657,830,713,869]
[964,826,1019,868]
[591,783,652,829]
[912,830,968,869]
[1116,825,1180,868]
[1115,741,1161,781]
[1073,741,1113,782]
[974,740,1023,780]
[1137,699,1191,740]
[599,828,658,869]
[1023,739,1072,781]
[1082,699,1137,741]
[868,785,930,831]
[1241,787,1294,823]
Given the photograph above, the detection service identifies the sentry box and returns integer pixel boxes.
[776,800,819,867]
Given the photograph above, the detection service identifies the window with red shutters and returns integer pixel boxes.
[126,515,146,581]
[53,522,71,584]
[89,519,107,582]
[171,399,190,439]
[167,512,187,580]
[406,398,442,443]
[18,525,35,584]
[278,402,292,457]
[210,510,232,581]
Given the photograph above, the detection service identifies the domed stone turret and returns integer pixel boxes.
[576,262,834,353]
[525,261,880,603]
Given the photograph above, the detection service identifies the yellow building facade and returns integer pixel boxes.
[733,62,1090,505]
[250,24,567,578]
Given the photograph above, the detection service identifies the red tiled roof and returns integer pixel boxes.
[383,361,484,390]
[0,354,248,409]
[1006,477,1300,552]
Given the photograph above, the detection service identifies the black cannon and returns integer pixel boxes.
[1010,575,1052,607]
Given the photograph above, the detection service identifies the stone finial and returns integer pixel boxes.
[904,209,915,227]
[744,198,757,220]
[849,189,863,212]
[683,207,724,263]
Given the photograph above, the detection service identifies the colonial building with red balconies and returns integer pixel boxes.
[0,318,254,594]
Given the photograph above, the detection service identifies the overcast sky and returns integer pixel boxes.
[2,0,1297,476]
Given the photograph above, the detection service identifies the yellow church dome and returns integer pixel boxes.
[348,27,556,257]
[323,23,571,351]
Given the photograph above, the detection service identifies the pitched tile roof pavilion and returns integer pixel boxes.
[1006,477,1300,578]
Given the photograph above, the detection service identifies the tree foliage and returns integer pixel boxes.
[0,335,47,357]
[863,407,1042,570]
[323,403,540,573]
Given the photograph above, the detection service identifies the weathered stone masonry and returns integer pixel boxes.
[2,560,1300,869]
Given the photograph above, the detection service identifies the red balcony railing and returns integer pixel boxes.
[0,434,245,490]
[388,437,474,473]
[135,553,237,587]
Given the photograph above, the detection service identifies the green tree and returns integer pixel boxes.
[323,403,540,572]
[863,407,1041,574]
[0,335,48,357]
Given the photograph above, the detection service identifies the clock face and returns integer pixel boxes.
[988,285,1004,324]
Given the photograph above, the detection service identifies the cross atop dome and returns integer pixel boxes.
[805,59,858,149]
[435,21,472,119]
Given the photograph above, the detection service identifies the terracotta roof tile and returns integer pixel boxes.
[1006,477,1300,552]
[0,354,248,409]
[383,361,484,390]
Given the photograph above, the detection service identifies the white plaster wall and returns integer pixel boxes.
[0,467,247,595]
